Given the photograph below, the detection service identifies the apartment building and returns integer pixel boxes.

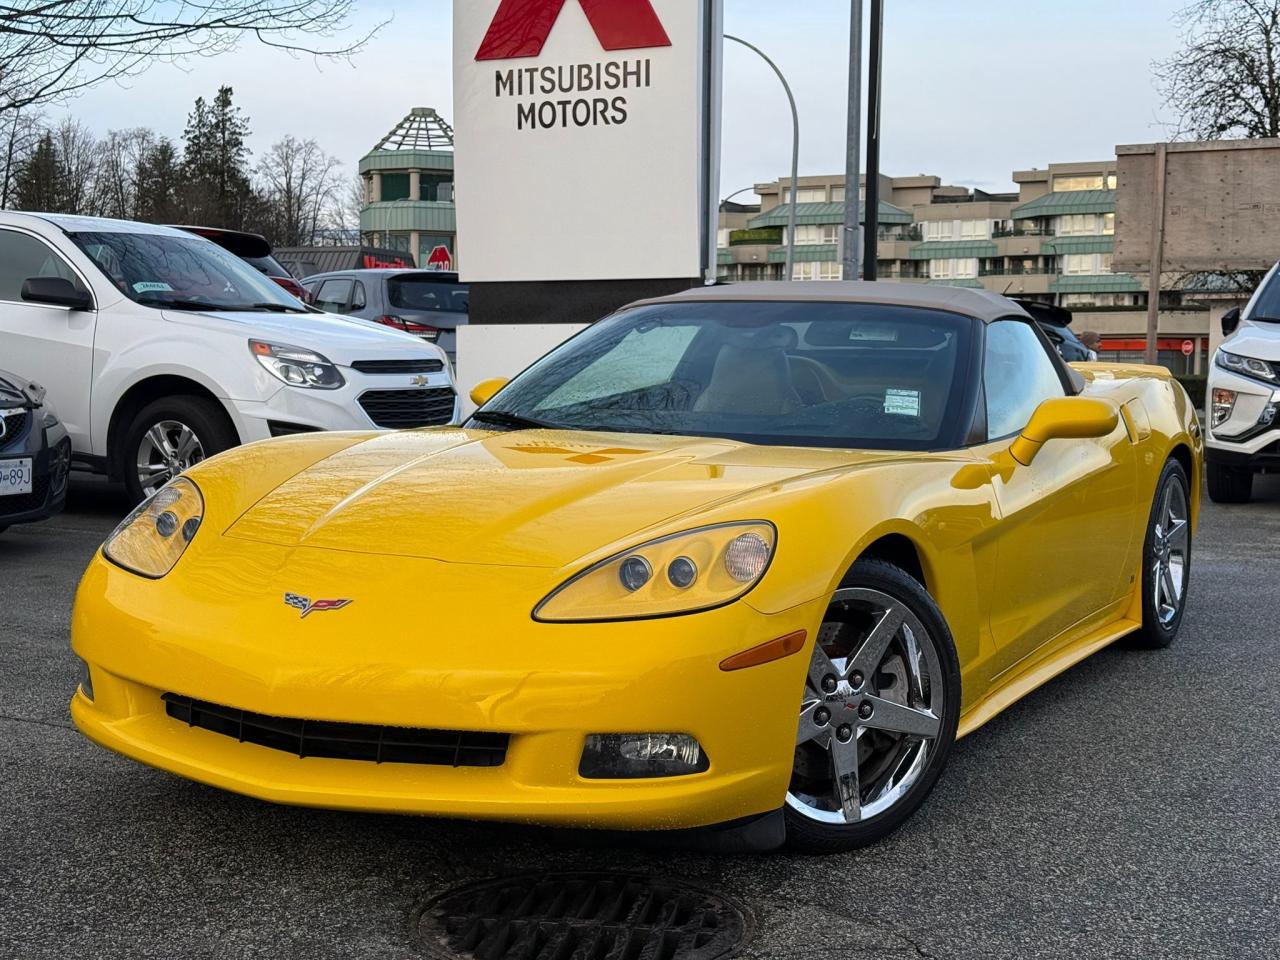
[717,161,1212,373]
[359,107,458,270]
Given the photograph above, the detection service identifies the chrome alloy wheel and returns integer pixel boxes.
[787,588,945,825]
[1152,474,1190,626]
[136,420,205,498]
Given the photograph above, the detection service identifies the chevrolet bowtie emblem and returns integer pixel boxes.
[410,375,430,387]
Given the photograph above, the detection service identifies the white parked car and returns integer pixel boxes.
[0,213,456,502]
[1206,261,1280,503]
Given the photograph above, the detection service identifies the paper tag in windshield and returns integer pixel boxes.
[133,281,173,293]
[884,389,921,417]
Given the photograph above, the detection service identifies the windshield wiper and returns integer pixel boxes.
[470,410,564,431]
[135,296,236,311]
[251,302,309,313]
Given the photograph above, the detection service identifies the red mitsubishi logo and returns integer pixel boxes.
[476,0,671,61]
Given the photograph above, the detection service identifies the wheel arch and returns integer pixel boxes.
[107,375,240,478]
[854,532,930,593]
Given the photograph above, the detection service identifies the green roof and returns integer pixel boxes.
[717,250,733,265]
[927,278,985,289]
[360,200,456,233]
[749,200,913,229]
[1042,236,1115,255]
[909,240,997,260]
[1012,189,1116,219]
[1050,273,1143,293]
[767,244,839,263]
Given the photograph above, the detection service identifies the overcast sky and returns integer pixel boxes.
[49,0,1186,196]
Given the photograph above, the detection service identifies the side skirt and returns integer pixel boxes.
[956,616,1141,740]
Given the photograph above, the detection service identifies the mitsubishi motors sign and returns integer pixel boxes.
[454,0,722,283]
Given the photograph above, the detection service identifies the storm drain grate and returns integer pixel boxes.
[417,872,749,960]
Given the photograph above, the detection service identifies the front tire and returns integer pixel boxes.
[1131,459,1192,649]
[1206,461,1252,504]
[118,396,238,504]
[785,558,961,853]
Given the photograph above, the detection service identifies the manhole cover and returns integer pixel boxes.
[417,871,750,960]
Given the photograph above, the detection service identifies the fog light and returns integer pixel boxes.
[1212,388,1237,428]
[667,556,697,588]
[1262,403,1278,427]
[579,733,709,779]
[78,659,94,701]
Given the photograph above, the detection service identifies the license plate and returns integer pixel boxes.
[0,458,33,496]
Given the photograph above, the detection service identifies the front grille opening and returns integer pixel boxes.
[0,409,30,449]
[162,694,508,768]
[418,873,749,960]
[352,359,445,375]
[359,387,455,428]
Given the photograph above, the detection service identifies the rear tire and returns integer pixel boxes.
[118,395,238,504]
[784,559,961,854]
[1131,459,1192,649]
[1206,461,1252,504]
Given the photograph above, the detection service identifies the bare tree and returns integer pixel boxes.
[1157,0,1280,139]
[97,127,157,220]
[54,117,101,215]
[0,0,381,117]
[255,135,342,245]
[0,107,41,207]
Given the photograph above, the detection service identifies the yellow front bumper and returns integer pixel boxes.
[71,545,822,831]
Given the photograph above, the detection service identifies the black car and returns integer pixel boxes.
[1011,299,1098,363]
[170,226,312,303]
[0,370,71,536]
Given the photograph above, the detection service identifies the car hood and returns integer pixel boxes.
[225,428,905,567]
[163,308,444,365]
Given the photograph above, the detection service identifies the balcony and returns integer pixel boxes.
[729,227,784,246]
[993,226,1055,238]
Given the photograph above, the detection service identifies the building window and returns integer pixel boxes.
[923,221,956,242]
[784,187,828,204]
[791,225,839,245]
[959,219,990,240]
[1103,213,1115,235]
[717,228,730,249]
[385,233,412,253]
[1058,214,1111,236]
[1052,174,1111,192]
[380,173,411,201]
[831,186,846,202]
[793,261,842,281]
[1062,253,1113,275]
[930,258,978,280]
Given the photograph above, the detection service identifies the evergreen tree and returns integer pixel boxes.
[15,132,63,212]
[137,139,183,223]
[181,86,252,227]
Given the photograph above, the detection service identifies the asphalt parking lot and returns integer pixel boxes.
[2,475,1278,960]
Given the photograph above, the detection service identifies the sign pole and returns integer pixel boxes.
[1144,142,1168,366]
[843,0,863,281]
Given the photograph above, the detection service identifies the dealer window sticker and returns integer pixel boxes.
[884,388,921,417]
[133,281,173,293]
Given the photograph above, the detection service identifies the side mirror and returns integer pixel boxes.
[1010,397,1120,466]
[1221,306,1241,337]
[21,276,92,311]
[469,377,509,408]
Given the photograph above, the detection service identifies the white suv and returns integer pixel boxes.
[1206,261,1280,502]
[0,213,456,502]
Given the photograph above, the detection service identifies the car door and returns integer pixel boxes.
[0,228,97,451]
[975,317,1137,680]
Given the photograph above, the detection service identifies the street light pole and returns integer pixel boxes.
[726,34,799,281]
[862,0,884,280]
[844,0,863,281]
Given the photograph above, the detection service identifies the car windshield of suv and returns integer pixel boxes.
[1246,264,1280,321]
[473,301,975,450]
[69,231,305,312]
[387,275,469,313]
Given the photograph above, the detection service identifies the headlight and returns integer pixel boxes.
[250,340,345,390]
[1215,349,1278,383]
[102,477,204,578]
[534,521,776,622]
[1211,388,1237,428]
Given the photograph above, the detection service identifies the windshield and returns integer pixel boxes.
[473,301,976,450]
[70,231,304,312]
[1245,262,1280,322]
[387,275,469,313]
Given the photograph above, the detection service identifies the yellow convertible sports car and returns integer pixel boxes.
[71,283,1201,852]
